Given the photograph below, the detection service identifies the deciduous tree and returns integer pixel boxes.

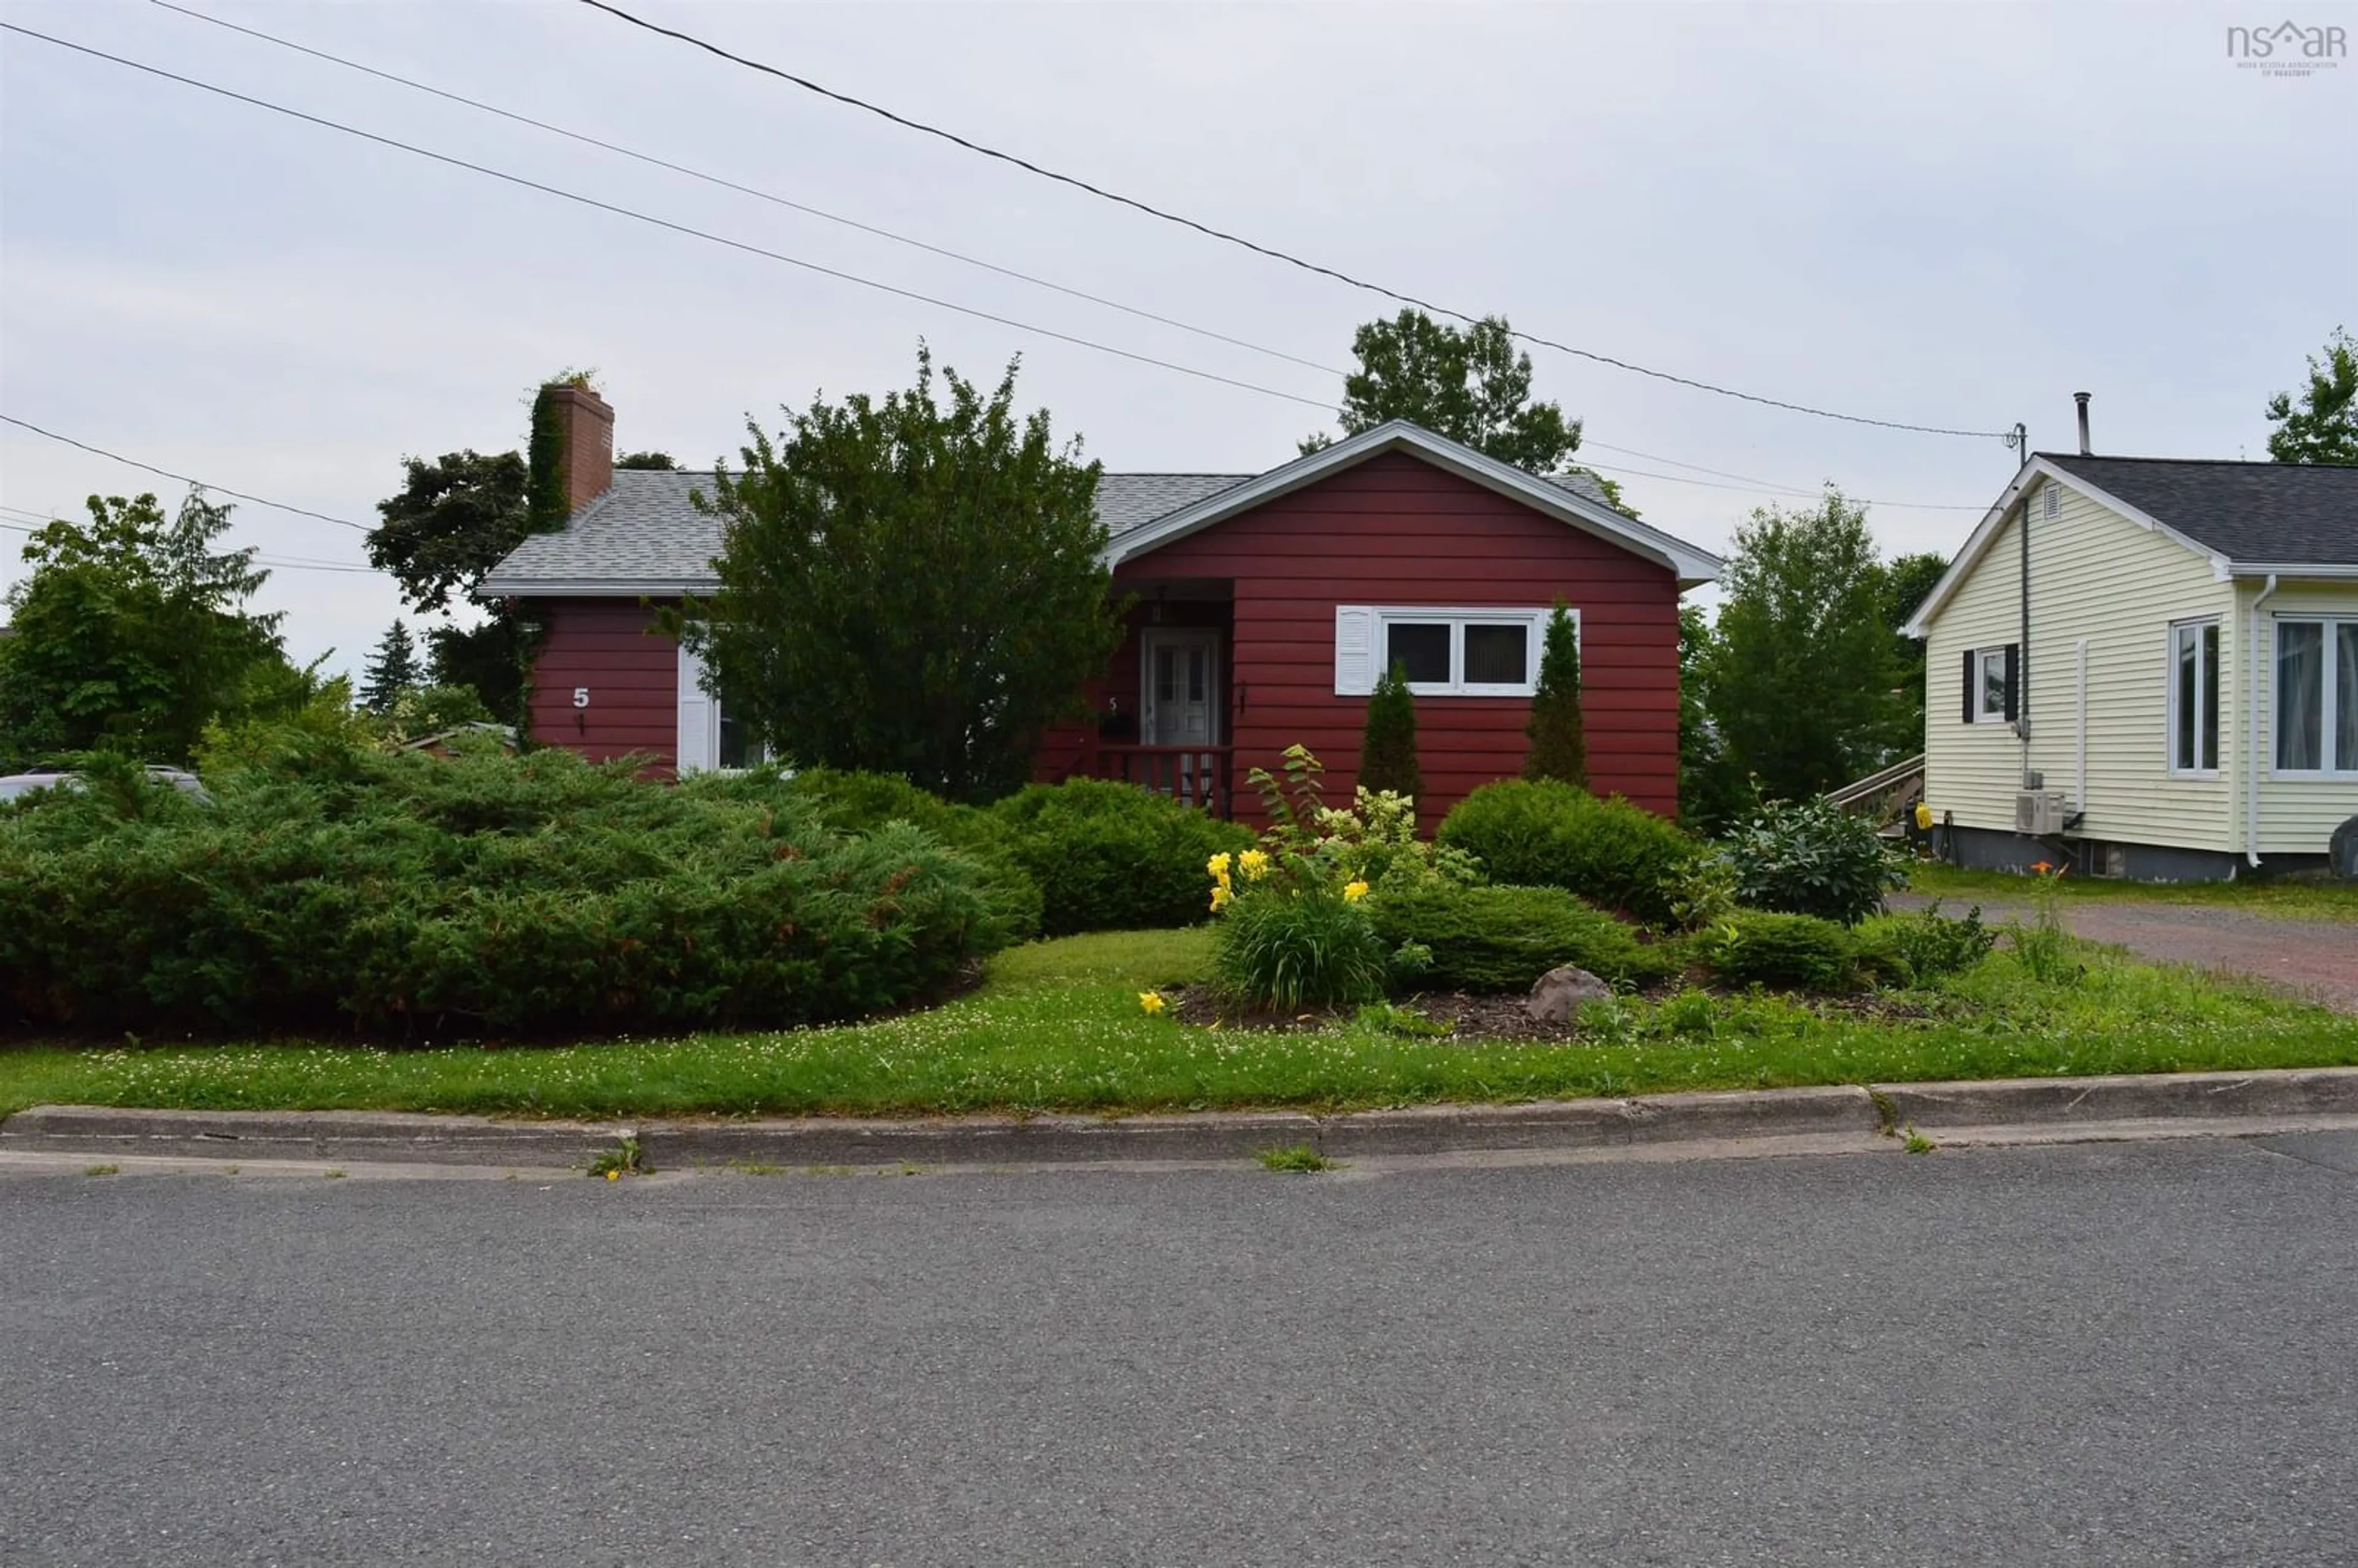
[0,491,288,766]
[1303,309,1628,510]
[676,348,1123,801]
[2265,326,2358,465]
[1875,550,1948,763]
[1698,489,1897,804]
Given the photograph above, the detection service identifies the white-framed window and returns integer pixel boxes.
[1963,643,2017,726]
[678,643,768,774]
[2274,616,2358,775]
[1333,605,1557,696]
[2166,618,2220,776]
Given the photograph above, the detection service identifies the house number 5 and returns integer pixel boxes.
[572,688,590,708]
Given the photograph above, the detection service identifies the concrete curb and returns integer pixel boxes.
[6,1066,2354,1171]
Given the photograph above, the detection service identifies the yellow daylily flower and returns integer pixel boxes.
[1210,885,1233,912]
[1206,852,1232,877]
[1342,880,1370,902]
[1138,991,1167,1015]
[1238,850,1270,881]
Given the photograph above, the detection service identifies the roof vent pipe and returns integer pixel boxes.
[2074,392,2091,456]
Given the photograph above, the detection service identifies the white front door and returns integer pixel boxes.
[1142,629,1221,746]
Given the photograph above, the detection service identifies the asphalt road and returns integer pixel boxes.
[6,1138,2357,1567]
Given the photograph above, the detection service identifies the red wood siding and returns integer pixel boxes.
[1107,452,1683,825]
[527,599,679,768]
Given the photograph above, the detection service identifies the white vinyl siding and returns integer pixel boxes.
[1921,486,2239,852]
[2251,583,2358,855]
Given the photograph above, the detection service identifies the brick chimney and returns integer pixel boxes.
[545,382,615,511]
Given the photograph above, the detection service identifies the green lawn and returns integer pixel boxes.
[3,925,2354,1122]
[1907,862,2358,922]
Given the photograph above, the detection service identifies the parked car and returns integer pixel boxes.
[0,767,214,805]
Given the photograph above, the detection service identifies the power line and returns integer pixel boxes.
[0,413,372,530]
[1572,457,1981,511]
[146,0,1339,379]
[8,26,1986,516]
[148,2,1983,512]
[0,514,385,573]
[0,505,378,570]
[573,0,2014,442]
[0,26,1343,419]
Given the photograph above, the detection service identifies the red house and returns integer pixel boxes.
[480,387,1722,822]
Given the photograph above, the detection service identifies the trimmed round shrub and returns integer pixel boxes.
[1367,883,1679,992]
[991,779,1253,935]
[1436,779,1694,927]
[759,767,1043,941]
[0,747,1003,1038]
[1211,890,1388,1011]
[1719,796,1907,926]
[1698,910,1856,992]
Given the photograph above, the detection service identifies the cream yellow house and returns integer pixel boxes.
[1904,452,2358,879]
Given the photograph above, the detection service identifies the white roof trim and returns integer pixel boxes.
[1102,420,1724,585]
[2227,561,2358,580]
[476,576,712,599]
[1901,456,2234,638]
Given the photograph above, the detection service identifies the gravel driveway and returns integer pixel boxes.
[1889,893,2358,1014]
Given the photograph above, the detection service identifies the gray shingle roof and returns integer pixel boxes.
[485,470,724,589]
[2044,453,2358,566]
[1099,473,1253,540]
[481,470,1256,591]
[478,453,1684,593]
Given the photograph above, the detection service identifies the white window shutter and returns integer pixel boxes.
[1334,605,1376,696]
[675,642,715,774]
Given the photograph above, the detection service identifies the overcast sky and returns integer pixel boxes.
[4,1,2352,677]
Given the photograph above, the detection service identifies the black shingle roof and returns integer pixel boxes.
[2042,453,2358,565]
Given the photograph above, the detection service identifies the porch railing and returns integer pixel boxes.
[1092,743,1234,817]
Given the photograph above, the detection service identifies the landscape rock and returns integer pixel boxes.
[1525,964,1611,1025]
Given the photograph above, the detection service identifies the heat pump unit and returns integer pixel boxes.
[2015,790,2069,836]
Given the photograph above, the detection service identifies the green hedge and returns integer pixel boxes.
[990,778,1253,935]
[0,750,1002,1038]
[1435,779,1694,927]
[1368,883,1680,992]
[755,767,1045,941]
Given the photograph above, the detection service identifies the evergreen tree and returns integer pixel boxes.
[1359,662,1423,807]
[359,621,419,713]
[1522,603,1587,788]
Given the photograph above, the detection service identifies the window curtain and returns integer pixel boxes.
[2339,624,2358,771]
[2277,622,2324,771]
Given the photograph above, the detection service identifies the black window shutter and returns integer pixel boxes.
[2002,644,2020,721]
[1963,648,1977,722]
